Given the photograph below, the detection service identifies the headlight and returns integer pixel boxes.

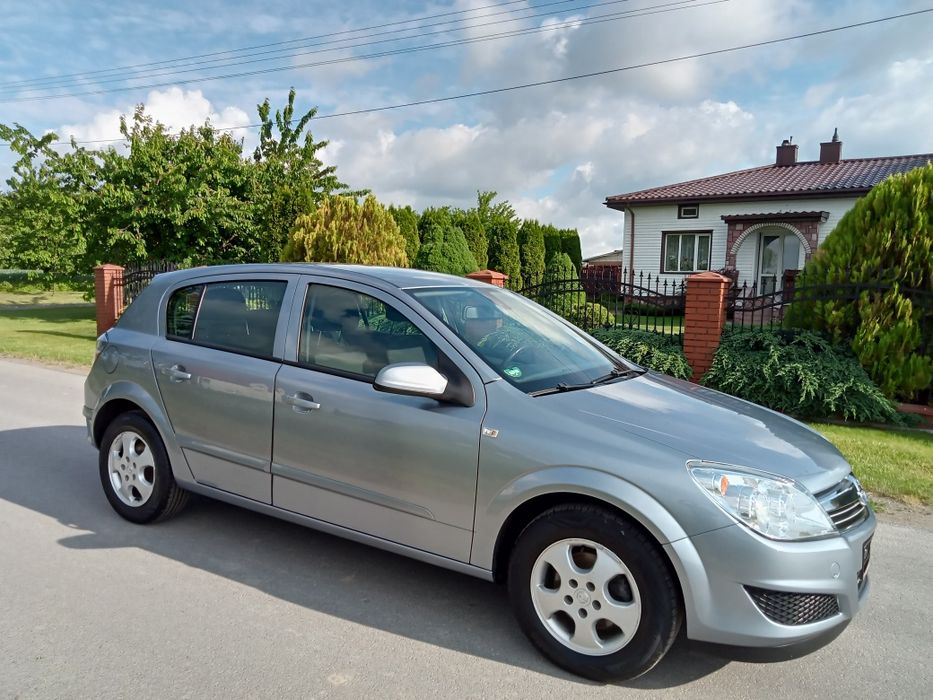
[688,462,836,540]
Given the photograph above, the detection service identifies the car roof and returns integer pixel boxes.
[150,263,491,291]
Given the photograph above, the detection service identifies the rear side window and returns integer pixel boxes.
[166,280,288,357]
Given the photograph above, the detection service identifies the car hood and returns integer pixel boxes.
[547,371,850,495]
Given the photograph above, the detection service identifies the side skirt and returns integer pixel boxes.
[180,481,495,582]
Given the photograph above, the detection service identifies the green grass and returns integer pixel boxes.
[0,305,97,367]
[812,423,933,506]
[0,289,91,305]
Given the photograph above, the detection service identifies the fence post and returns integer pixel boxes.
[94,264,125,336]
[466,269,509,287]
[683,271,731,382]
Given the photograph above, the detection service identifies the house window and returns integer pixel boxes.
[663,232,711,273]
[678,204,699,219]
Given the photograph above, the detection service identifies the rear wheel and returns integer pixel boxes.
[99,412,188,523]
[507,504,681,681]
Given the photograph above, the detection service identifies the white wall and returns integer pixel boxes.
[621,196,857,286]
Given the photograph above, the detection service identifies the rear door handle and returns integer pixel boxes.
[285,392,321,413]
[162,364,192,382]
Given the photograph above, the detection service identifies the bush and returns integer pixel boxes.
[591,328,692,380]
[537,253,615,328]
[784,163,933,400]
[702,329,900,423]
[415,207,478,275]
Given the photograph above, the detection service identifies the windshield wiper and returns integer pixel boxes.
[529,367,646,397]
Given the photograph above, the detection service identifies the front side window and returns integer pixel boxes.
[663,232,711,273]
[165,280,287,357]
[407,286,626,394]
[298,284,438,379]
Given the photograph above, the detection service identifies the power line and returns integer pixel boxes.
[4,8,930,148]
[0,0,576,90]
[2,0,647,98]
[0,0,632,95]
[0,0,707,103]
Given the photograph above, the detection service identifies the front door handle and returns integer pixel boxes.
[162,364,192,382]
[285,392,321,413]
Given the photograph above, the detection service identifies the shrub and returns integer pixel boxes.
[388,205,420,263]
[283,194,408,266]
[414,207,478,276]
[702,329,899,423]
[537,253,615,328]
[591,328,692,380]
[518,219,546,284]
[784,163,933,400]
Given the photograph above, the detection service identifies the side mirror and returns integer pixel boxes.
[374,363,448,399]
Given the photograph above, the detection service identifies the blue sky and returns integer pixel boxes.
[2,0,932,256]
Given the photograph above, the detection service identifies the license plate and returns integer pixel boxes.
[858,536,872,587]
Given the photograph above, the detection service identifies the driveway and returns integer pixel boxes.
[0,359,931,698]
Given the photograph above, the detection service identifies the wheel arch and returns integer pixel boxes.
[91,381,195,485]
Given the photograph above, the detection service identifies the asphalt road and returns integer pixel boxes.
[0,359,931,699]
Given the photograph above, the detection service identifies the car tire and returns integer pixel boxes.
[99,411,189,524]
[507,503,682,681]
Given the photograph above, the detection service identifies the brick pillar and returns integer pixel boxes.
[466,269,509,287]
[683,271,731,381]
[95,264,125,335]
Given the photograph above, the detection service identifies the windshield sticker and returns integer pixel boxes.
[504,366,523,378]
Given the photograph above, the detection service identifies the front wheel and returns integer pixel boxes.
[99,411,189,524]
[507,504,682,681]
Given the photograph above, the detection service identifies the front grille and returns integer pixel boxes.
[746,587,840,626]
[816,474,870,531]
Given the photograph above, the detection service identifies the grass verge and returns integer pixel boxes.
[0,290,91,305]
[0,305,97,367]
[812,423,933,506]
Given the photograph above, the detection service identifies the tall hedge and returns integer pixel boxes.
[388,204,420,263]
[414,207,478,276]
[283,194,408,266]
[518,219,546,284]
[785,162,933,400]
[452,208,488,269]
[486,216,522,289]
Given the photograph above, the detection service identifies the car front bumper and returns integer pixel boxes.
[666,509,875,651]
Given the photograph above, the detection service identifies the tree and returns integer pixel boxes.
[785,163,933,400]
[252,88,363,260]
[388,204,421,262]
[518,219,546,283]
[540,253,615,328]
[477,191,521,286]
[0,123,88,281]
[282,194,408,266]
[85,108,259,267]
[559,228,583,272]
[414,207,478,275]
[451,208,488,269]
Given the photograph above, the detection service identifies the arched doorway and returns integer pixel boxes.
[756,226,804,294]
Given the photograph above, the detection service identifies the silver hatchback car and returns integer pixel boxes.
[84,264,874,680]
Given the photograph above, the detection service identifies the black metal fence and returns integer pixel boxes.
[511,265,685,339]
[121,261,179,308]
[727,269,933,336]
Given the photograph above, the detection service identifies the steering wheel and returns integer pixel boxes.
[500,344,533,369]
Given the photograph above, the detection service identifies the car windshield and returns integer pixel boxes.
[407,285,634,394]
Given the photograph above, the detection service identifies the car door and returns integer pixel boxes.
[152,274,296,504]
[271,277,486,562]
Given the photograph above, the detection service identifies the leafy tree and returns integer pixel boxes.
[518,219,546,283]
[785,163,933,400]
[388,204,420,262]
[0,123,88,281]
[85,109,259,267]
[543,224,563,265]
[451,208,488,269]
[252,88,363,260]
[282,194,408,266]
[478,191,521,286]
[414,207,478,275]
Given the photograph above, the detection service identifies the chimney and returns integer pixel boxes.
[776,137,798,166]
[819,128,842,164]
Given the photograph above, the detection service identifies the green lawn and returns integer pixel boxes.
[0,305,97,367]
[0,290,90,306]
[812,423,933,506]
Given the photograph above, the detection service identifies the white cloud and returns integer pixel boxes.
[56,87,251,148]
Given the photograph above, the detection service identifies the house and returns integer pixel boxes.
[582,249,625,267]
[603,132,931,293]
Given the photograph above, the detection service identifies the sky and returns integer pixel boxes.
[1,0,932,258]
